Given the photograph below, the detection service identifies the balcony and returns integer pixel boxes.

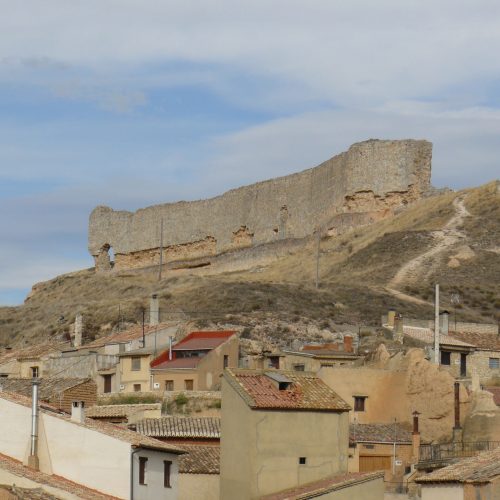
[418,441,500,468]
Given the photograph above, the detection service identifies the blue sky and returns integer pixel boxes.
[1,1,500,305]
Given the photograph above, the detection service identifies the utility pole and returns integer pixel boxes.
[434,284,440,364]
[158,218,164,282]
[315,231,321,289]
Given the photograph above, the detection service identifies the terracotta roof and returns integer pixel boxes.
[349,423,412,444]
[224,369,350,412]
[86,403,161,418]
[136,417,220,439]
[0,452,121,499]
[0,391,184,455]
[449,331,500,351]
[416,447,500,484]
[484,387,500,406]
[0,377,93,401]
[179,444,220,474]
[172,331,235,351]
[403,326,476,348]
[79,323,174,350]
[151,357,201,370]
[260,471,385,500]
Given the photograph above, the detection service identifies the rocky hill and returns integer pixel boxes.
[0,181,498,348]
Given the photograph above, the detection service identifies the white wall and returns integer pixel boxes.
[132,448,179,500]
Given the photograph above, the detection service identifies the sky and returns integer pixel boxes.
[1,1,499,305]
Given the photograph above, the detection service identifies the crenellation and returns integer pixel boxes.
[89,139,432,272]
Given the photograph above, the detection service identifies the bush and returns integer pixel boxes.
[175,393,188,406]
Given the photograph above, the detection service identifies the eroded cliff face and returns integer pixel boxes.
[88,139,432,272]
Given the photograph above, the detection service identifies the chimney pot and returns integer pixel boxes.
[71,401,85,423]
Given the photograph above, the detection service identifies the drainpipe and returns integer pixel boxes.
[28,379,40,470]
[130,447,141,500]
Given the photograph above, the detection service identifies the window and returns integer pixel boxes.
[133,384,141,392]
[165,380,174,391]
[489,358,500,369]
[299,457,306,465]
[354,396,366,412]
[131,357,141,371]
[293,364,305,372]
[31,366,39,378]
[223,355,229,369]
[441,351,451,366]
[139,457,148,485]
[184,379,194,391]
[164,460,172,488]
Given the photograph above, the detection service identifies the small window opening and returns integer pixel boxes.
[31,366,39,378]
[164,460,172,488]
[139,457,148,485]
[299,457,306,465]
[223,354,229,369]
[354,396,366,412]
[441,351,451,366]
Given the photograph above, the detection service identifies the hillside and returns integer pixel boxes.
[0,181,498,348]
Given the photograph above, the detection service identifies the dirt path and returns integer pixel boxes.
[386,195,470,300]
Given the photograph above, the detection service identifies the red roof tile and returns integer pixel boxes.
[152,357,201,370]
[224,369,350,412]
[173,331,235,351]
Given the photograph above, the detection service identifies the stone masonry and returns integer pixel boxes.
[89,139,432,272]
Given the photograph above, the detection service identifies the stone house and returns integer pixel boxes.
[415,446,500,500]
[220,368,356,499]
[151,331,239,392]
[449,330,500,383]
[0,377,97,413]
[348,423,415,478]
[0,389,184,499]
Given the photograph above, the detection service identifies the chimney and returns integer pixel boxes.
[168,336,173,361]
[440,311,449,336]
[452,382,463,443]
[411,411,421,462]
[343,335,353,353]
[28,380,40,470]
[387,309,396,327]
[150,294,159,326]
[74,313,83,348]
[71,401,85,423]
[393,314,404,343]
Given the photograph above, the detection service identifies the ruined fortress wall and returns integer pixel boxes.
[89,139,432,271]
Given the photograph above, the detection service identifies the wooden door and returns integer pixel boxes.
[103,374,112,393]
[359,455,392,472]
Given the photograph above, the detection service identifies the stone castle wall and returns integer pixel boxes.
[88,139,432,272]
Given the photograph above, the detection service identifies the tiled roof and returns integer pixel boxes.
[0,343,69,363]
[0,377,93,401]
[136,417,220,439]
[172,331,235,351]
[484,386,500,406]
[403,326,476,348]
[86,403,161,418]
[224,369,350,412]
[0,452,121,499]
[349,423,412,444]
[0,391,184,455]
[151,357,201,370]
[79,323,174,350]
[449,331,500,351]
[416,447,500,483]
[179,444,220,474]
[260,471,385,500]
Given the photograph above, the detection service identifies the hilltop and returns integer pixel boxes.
[0,181,498,348]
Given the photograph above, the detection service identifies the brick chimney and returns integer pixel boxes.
[343,335,353,353]
[73,313,83,348]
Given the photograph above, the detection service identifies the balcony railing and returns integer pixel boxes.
[419,441,500,465]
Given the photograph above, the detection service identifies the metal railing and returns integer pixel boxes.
[419,441,500,464]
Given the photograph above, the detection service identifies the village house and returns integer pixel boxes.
[220,368,385,499]
[0,387,184,499]
[415,446,500,500]
[0,377,97,413]
[86,403,162,425]
[151,331,239,392]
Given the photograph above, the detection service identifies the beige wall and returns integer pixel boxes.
[119,354,152,392]
[315,476,384,500]
[468,350,500,382]
[153,369,199,392]
[178,473,219,500]
[281,353,357,373]
[421,484,464,500]
[220,377,349,500]
[19,359,43,378]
